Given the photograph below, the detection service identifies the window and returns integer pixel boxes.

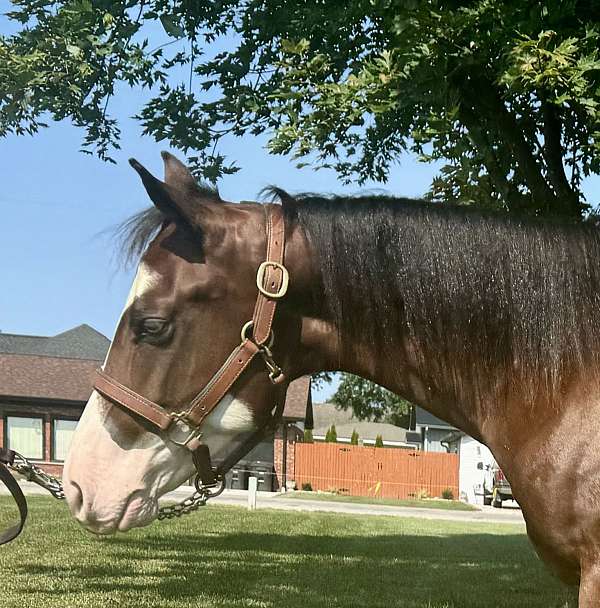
[6,416,43,460]
[52,419,78,462]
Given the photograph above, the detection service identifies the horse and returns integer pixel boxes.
[64,152,600,606]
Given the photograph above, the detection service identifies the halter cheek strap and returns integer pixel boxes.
[93,204,289,486]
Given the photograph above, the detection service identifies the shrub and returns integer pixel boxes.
[303,428,313,443]
[415,488,430,500]
[442,488,454,500]
[374,434,384,448]
[325,424,337,443]
[350,429,359,445]
[301,482,313,492]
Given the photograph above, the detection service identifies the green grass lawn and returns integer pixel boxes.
[0,496,575,608]
[283,491,479,511]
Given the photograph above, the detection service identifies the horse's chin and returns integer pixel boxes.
[78,497,160,536]
[117,497,160,532]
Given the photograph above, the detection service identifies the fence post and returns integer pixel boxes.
[248,476,257,511]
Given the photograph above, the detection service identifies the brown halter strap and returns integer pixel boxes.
[0,448,28,546]
[93,204,289,486]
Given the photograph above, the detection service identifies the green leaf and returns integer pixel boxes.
[159,15,185,39]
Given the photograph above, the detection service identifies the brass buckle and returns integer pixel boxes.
[256,261,289,299]
[167,413,202,447]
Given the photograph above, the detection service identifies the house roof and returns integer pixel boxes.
[0,353,98,402]
[314,420,415,444]
[440,430,465,445]
[311,403,418,445]
[415,406,456,430]
[282,376,311,421]
[312,402,357,429]
[0,324,110,361]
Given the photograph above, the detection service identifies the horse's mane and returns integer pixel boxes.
[274,191,600,404]
[116,207,164,265]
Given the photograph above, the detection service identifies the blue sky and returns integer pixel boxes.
[1,6,599,402]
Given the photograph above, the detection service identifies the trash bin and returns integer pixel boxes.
[227,467,249,490]
[249,463,274,492]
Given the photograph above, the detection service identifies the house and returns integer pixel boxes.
[414,407,457,452]
[0,324,312,488]
[312,403,421,449]
[0,324,109,476]
[310,403,459,451]
[441,431,496,504]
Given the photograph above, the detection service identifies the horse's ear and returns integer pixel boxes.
[161,151,200,193]
[128,153,221,227]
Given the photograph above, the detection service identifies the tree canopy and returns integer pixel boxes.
[3,0,600,425]
[331,373,414,427]
[2,0,599,214]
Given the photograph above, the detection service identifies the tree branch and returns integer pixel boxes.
[452,70,573,216]
[457,101,514,205]
[542,101,582,216]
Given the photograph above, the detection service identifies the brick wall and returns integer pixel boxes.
[273,422,303,490]
[0,400,84,477]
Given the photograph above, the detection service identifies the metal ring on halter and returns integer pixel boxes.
[240,320,275,349]
[195,473,226,497]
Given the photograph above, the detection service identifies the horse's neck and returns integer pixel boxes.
[286,216,488,443]
[286,200,600,460]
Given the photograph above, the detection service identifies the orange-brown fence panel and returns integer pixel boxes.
[294,443,459,499]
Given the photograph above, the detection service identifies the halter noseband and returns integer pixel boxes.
[93,204,289,491]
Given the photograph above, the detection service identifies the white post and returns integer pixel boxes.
[248,476,257,511]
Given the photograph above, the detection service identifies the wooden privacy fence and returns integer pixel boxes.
[294,443,459,499]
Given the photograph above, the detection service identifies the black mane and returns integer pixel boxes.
[276,191,600,404]
[116,207,165,265]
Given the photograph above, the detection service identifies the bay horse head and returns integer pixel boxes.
[63,153,322,534]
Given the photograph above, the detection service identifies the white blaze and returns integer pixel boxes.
[124,262,161,309]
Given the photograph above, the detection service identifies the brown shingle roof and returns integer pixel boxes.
[0,324,110,360]
[282,376,311,421]
[0,354,98,402]
[0,353,313,418]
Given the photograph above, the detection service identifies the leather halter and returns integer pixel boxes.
[93,204,290,487]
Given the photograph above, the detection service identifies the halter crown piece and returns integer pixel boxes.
[93,204,290,491]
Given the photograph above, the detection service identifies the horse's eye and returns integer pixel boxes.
[132,315,173,345]
[140,318,168,336]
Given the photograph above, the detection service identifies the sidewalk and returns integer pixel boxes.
[164,486,526,525]
[1,481,525,525]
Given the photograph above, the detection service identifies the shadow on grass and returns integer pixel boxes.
[0,498,574,607]
[16,528,576,608]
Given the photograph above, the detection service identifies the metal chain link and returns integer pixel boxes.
[7,452,222,520]
[10,453,65,499]
[157,490,208,519]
